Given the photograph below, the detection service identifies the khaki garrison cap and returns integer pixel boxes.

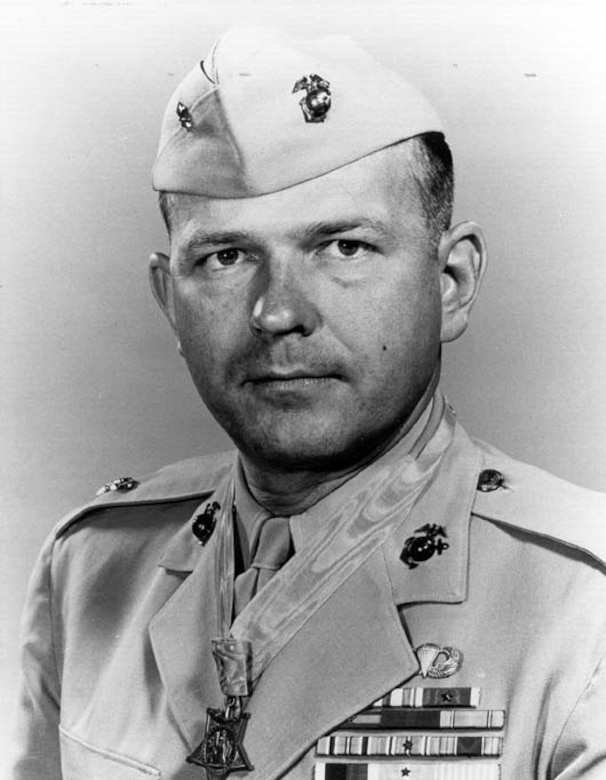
[152,26,443,198]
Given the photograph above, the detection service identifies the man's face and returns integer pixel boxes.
[156,145,445,471]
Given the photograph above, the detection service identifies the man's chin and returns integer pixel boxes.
[232,421,379,474]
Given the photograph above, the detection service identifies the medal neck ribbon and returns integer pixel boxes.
[214,395,455,688]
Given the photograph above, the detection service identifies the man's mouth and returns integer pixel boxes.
[246,368,342,392]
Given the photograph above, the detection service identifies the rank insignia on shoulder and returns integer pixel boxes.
[400,524,448,569]
[292,73,332,123]
[192,501,221,545]
[96,476,138,496]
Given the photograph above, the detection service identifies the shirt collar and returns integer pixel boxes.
[229,392,479,609]
[234,393,439,555]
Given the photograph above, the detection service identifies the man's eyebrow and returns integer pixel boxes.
[178,218,393,252]
[294,218,393,240]
[180,229,258,252]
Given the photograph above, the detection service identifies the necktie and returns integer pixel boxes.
[233,516,293,617]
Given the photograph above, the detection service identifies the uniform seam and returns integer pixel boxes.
[473,514,606,573]
[550,646,606,769]
[190,87,245,169]
[59,725,161,776]
[47,538,62,709]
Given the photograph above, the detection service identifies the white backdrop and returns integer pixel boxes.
[2,0,605,757]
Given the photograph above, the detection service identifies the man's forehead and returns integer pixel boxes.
[152,26,442,199]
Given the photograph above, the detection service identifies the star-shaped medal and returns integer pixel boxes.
[187,707,253,779]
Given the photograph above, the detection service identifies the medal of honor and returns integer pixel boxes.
[187,700,253,779]
[187,638,254,779]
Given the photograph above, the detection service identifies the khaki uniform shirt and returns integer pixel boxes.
[8,420,606,779]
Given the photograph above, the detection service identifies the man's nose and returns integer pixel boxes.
[249,261,320,339]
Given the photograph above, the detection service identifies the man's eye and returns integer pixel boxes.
[336,240,362,257]
[206,248,245,268]
[322,239,369,259]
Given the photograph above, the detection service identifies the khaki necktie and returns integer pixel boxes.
[233,516,293,617]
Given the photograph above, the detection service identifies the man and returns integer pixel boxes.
[9,26,606,780]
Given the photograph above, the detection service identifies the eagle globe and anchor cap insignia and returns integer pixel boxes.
[292,73,332,122]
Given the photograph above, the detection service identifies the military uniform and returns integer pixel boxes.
[10,26,606,780]
[9,405,606,779]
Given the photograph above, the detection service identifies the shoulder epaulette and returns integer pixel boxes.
[471,437,606,568]
[54,450,235,539]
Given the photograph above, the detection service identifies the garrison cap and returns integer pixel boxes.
[152,27,443,198]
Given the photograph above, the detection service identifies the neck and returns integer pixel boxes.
[240,378,439,516]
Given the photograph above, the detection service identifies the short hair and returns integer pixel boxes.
[158,132,454,243]
[408,132,454,245]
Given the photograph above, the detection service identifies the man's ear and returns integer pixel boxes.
[438,221,487,344]
[149,251,177,333]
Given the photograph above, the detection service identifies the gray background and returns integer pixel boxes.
[2,0,605,758]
